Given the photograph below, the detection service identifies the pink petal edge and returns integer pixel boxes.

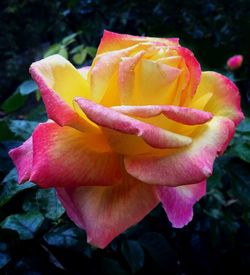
[9,137,33,183]
[112,105,213,125]
[125,116,235,186]
[75,97,193,149]
[157,180,206,228]
[30,122,122,188]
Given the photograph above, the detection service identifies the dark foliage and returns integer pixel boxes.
[0,0,250,274]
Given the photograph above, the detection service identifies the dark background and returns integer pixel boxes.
[0,0,250,274]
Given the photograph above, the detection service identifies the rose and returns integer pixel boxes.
[9,31,243,248]
[227,54,243,70]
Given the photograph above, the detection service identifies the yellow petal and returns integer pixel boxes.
[193,72,244,125]
[30,54,90,107]
[135,59,181,105]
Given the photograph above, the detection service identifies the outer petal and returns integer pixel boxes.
[8,137,33,183]
[30,122,122,188]
[157,180,206,228]
[125,116,235,186]
[75,97,192,149]
[112,105,212,125]
[57,176,159,248]
[193,72,244,126]
[97,30,179,55]
[30,55,96,132]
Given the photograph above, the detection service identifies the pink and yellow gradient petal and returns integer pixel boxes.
[192,72,244,125]
[75,97,193,150]
[125,116,235,186]
[157,180,206,227]
[89,45,140,103]
[112,105,212,125]
[134,59,181,105]
[175,47,201,106]
[9,137,33,183]
[97,30,179,55]
[29,122,122,188]
[30,55,97,132]
[118,51,145,105]
[57,175,159,248]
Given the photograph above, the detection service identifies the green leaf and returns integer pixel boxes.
[139,232,177,272]
[62,33,78,46]
[23,189,65,220]
[0,120,16,141]
[86,46,97,57]
[36,189,65,220]
[1,80,38,113]
[26,103,46,121]
[72,49,87,65]
[7,120,38,140]
[230,161,250,207]
[0,211,44,240]
[44,43,61,58]
[205,208,223,219]
[0,168,34,208]
[233,143,250,163]
[19,80,38,95]
[237,118,250,133]
[1,92,27,113]
[100,257,129,275]
[207,162,223,189]
[43,224,87,252]
[0,229,19,268]
[0,240,11,268]
[58,47,68,59]
[121,240,144,274]
[0,252,11,268]
[70,45,84,55]
[35,90,41,101]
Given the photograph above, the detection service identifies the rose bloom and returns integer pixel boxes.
[227,54,243,70]
[9,31,243,248]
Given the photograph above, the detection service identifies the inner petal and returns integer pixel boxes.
[134,59,181,105]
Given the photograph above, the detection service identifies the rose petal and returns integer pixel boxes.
[78,66,90,79]
[135,59,181,105]
[97,30,179,55]
[75,97,192,149]
[57,175,159,248]
[118,51,145,104]
[112,105,212,125]
[157,180,206,227]
[9,137,33,183]
[192,72,244,126]
[30,55,96,132]
[175,47,201,105]
[90,45,139,103]
[30,122,122,188]
[125,116,235,186]
[156,56,183,67]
